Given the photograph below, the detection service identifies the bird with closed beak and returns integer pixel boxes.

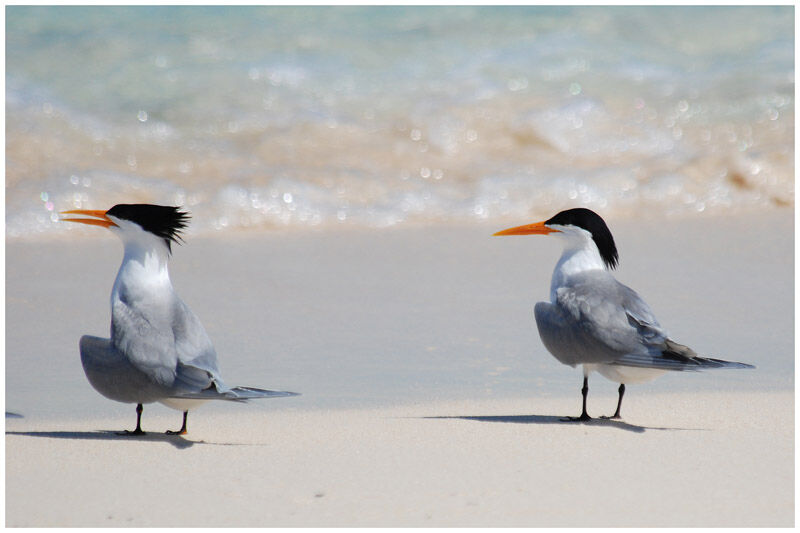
[495,207,753,421]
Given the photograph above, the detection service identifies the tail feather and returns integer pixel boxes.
[648,339,755,370]
[230,386,301,399]
[693,357,755,370]
[613,351,755,372]
[170,386,300,402]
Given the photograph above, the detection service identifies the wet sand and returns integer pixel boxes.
[5,210,794,526]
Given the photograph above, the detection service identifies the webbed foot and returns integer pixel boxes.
[166,411,188,435]
[118,428,146,436]
[561,413,592,422]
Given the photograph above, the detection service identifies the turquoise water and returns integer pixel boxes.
[6,6,794,237]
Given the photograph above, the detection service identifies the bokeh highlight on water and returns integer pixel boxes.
[6,6,794,238]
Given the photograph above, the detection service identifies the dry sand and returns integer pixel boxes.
[5,209,794,526]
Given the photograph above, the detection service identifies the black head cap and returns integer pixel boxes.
[106,204,190,252]
[546,208,619,269]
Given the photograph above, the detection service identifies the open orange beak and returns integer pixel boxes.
[60,209,117,228]
[493,220,559,236]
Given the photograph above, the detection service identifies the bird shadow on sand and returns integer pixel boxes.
[423,414,698,433]
[5,430,260,449]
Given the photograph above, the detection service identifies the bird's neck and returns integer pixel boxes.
[550,243,606,300]
[112,242,173,302]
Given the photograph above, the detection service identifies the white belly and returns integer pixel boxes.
[584,363,666,384]
[158,398,209,412]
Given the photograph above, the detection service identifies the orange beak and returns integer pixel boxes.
[60,209,117,229]
[493,220,559,236]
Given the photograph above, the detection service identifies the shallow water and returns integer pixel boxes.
[6,6,794,239]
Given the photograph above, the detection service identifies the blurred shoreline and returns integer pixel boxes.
[6,6,794,239]
[6,203,794,244]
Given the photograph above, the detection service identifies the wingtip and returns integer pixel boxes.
[230,386,301,399]
[707,358,756,370]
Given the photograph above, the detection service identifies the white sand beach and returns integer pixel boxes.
[5,210,794,526]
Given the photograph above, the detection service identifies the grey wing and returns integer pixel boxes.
[536,272,667,367]
[111,292,224,392]
[538,272,755,371]
[79,335,172,404]
[596,277,754,370]
[111,297,178,387]
[170,296,228,393]
[166,299,302,400]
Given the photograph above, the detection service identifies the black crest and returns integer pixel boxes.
[546,208,619,269]
[106,204,190,252]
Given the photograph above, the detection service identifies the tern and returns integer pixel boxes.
[61,204,298,435]
[494,207,753,421]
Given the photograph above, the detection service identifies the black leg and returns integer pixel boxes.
[166,411,188,435]
[562,376,592,422]
[118,403,146,436]
[614,383,625,418]
[601,383,625,420]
